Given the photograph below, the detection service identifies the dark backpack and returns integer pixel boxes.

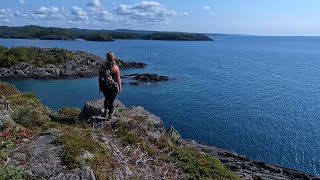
[99,62,119,92]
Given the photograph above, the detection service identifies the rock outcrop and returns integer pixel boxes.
[0,96,14,127]
[183,140,319,180]
[0,50,146,79]
[123,73,171,85]
[3,98,320,179]
[7,128,96,180]
[80,99,320,180]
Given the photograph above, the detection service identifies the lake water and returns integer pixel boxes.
[1,35,320,175]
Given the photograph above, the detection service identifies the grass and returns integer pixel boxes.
[50,107,82,124]
[166,146,241,180]
[0,82,18,97]
[114,121,141,145]
[52,123,113,179]
[0,165,26,180]
[9,93,50,129]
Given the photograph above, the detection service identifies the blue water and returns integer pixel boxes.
[1,36,320,175]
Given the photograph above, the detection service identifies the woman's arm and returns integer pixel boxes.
[115,65,122,92]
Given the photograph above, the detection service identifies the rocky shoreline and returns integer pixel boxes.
[0,50,146,80]
[80,99,320,180]
[1,82,319,179]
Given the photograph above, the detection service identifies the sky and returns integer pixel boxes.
[0,0,319,36]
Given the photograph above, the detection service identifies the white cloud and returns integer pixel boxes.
[14,10,29,17]
[203,5,213,15]
[0,9,13,20]
[92,9,115,22]
[35,6,60,14]
[19,0,25,4]
[181,12,189,16]
[115,1,176,24]
[87,0,102,7]
[33,6,65,20]
[2,19,10,22]
[71,6,88,21]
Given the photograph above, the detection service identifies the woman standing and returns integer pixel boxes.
[99,52,121,119]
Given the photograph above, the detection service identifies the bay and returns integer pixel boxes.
[1,35,320,175]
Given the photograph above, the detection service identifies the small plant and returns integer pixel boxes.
[54,129,110,169]
[0,165,26,180]
[124,132,139,145]
[132,115,147,122]
[50,107,82,124]
[9,93,50,129]
[0,82,18,97]
[167,146,241,180]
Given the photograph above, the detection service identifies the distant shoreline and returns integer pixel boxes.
[0,46,146,80]
[0,25,213,42]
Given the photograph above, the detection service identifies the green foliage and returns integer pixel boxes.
[50,107,82,124]
[0,46,72,68]
[124,132,139,145]
[167,146,241,180]
[9,93,50,128]
[54,128,110,169]
[0,25,212,42]
[141,143,156,156]
[114,121,141,145]
[0,165,26,180]
[0,138,14,161]
[0,82,18,97]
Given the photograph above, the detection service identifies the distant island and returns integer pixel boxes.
[0,25,213,41]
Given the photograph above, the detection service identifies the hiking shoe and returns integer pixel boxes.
[108,113,114,120]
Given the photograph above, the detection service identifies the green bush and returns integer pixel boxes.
[167,146,241,180]
[0,165,26,180]
[54,129,110,169]
[0,82,18,97]
[9,93,50,128]
[0,46,72,68]
[50,107,82,124]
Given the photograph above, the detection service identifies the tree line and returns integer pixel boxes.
[0,46,71,68]
[0,25,212,41]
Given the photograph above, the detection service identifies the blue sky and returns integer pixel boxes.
[0,0,319,35]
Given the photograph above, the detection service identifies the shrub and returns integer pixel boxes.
[50,107,81,124]
[167,146,241,180]
[0,82,18,97]
[54,129,110,169]
[9,93,50,128]
[0,165,26,180]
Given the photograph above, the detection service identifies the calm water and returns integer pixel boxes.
[1,36,320,175]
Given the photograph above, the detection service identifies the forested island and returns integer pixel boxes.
[0,46,146,79]
[0,25,212,41]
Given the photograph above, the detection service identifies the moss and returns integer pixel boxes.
[114,121,141,145]
[58,107,81,119]
[9,93,50,129]
[167,146,241,180]
[132,115,147,122]
[124,132,139,145]
[54,128,111,170]
[0,165,26,180]
[50,107,81,124]
[0,138,14,161]
[140,143,156,156]
[0,82,18,97]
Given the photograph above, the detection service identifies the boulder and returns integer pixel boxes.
[79,99,125,120]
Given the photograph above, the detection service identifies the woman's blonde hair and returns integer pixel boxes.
[106,52,115,61]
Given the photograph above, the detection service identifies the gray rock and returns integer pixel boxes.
[166,126,182,142]
[79,99,125,120]
[51,166,96,180]
[0,95,15,127]
[0,49,147,80]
